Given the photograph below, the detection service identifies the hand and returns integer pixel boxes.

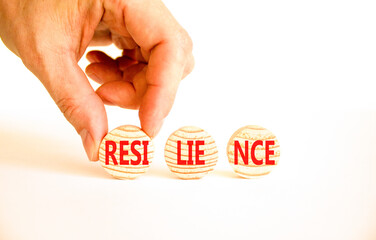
[0,0,194,161]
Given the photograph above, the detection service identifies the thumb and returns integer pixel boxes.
[33,55,108,161]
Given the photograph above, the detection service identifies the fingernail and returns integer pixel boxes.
[80,129,98,161]
[86,53,96,63]
[149,119,164,139]
[86,70,101,83]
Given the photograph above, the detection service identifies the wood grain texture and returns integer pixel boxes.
[98,125,154,179]
[164,126,218,179]
[227,125,280,178]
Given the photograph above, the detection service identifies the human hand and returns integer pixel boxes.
[0,0,194,161]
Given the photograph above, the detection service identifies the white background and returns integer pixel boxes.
[1,0,376,239]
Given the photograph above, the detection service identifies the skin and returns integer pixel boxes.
[0,0,194,161]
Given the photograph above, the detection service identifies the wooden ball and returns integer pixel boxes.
[98,125,154,179]
[164,126,218,179]
[227,125,280,178]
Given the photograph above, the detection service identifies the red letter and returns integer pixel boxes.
[142,141,149,165]
[120,141,129,165]
[251,140,263,165]
[195,140,205,165]
[106,141,117,165]
[177,141,187,165]
[234,140,248,165]
[265,140,275,165]
[130,140,141,165]
[187,140,194,165]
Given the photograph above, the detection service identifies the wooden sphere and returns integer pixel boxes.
[98,125,154,179]
[227,125,280,178]
[164,126,218,179]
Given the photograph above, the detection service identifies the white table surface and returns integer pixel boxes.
[1,0,375,239]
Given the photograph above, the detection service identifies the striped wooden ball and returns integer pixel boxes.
[98,125,154,179]
[227,125,280,178]
[164,126,218,179]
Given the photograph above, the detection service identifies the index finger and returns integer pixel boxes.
[108,0,193,137]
